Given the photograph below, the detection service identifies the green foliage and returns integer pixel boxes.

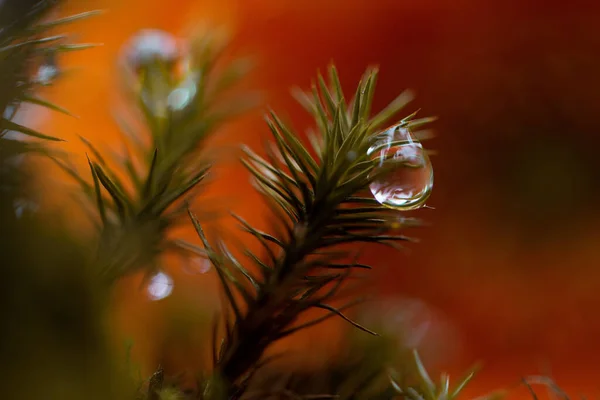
[186,65,437,398]
[52,29,258,283]
[0,0,100,151]
[216,332,482,400]
[389,351,480,400]
[0,2,499,400]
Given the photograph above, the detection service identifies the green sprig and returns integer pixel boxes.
[61,29,259,282]
[191,65,434,398]
[0,0,100,151]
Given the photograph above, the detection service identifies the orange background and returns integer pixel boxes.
[38,0,600,398]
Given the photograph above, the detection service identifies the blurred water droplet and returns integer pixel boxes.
[367,125,433,211]
[122,29,181,71]
[14,199,38,218]
[36,65,58,85]
[147,271,173,301]
[192,257,212,274]
[167,74,197,111]
[181,255,212,275]
[35,53,59,86]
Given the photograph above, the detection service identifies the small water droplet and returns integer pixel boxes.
[122,29,181,72]
[13,199,39,218]
[36,65,58,85]
[367,125,433,211]
[346,150,357,161]
[182,257,212,275]
[35,52,59,86]
[167,74,198,111]
[147,271,173,301]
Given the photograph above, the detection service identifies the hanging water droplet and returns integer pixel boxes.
[122,29,182,72]
[147,271,173,301]
[367,125,433,211]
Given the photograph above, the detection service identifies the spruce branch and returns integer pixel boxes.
[191,65,433,397]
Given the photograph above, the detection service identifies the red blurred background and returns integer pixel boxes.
[38,0,600,397]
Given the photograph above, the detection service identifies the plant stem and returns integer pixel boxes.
[215,213,325,396]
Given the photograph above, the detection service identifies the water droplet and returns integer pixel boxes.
[167,74,198,111]
[122,29,181,72]
[182,256,212,275]
[147,271,173,301]
[13,199,39,218]
[36,64,58,85]
[367,125,433,211]
[35,52,59,86]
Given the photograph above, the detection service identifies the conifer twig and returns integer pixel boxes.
[0,0,100,150]
[54,28,257,282]
[191,65,434,398]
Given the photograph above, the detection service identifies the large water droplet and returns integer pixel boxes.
[147,271,173,301]
[122,29,181,72]
[367,125,433,210]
